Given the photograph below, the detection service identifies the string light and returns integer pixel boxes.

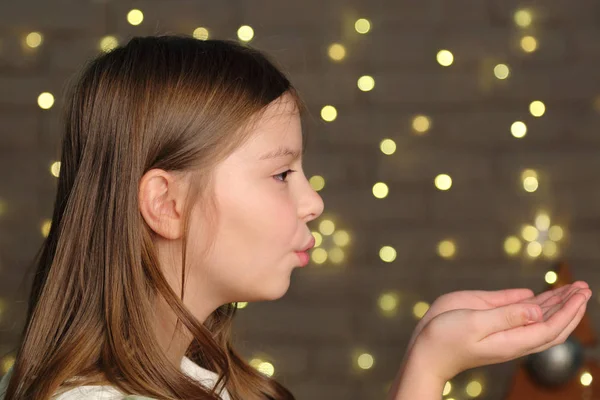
[355,18,371,34]
[521,169,538,192]
[443,382,452,396]
[437,240,456,259]
[40,219,51,237]
[521,225,539,242]
[25,32,43,48]
[37,92,54,110]
[379,246,397,263]
[319,220,335,236]
[356,353,375,370]
[511,121,527,138]
[545,271,558,284]
[372,182,389,199]
[494,64,510,80]
[526,241,542,258]
[380,139,396,155]
[529,100,546,117]
[412,301,429,319]
[332,230,350,247]
[311,231,323,247]
[548,225,564,241]
[514,9,533,28]
[434,174,452,191]
[581,372,593,386]
[235,302,248,309]
[127,9,144,26]
[320,105,337,121]
[520,36,538,52]
[99,35,118,52]
[357,75,375,91]
[412,115,431,134]
[465,380,483,397]
[257,361,275,376]
[309,175,325,191]
[535,213,551,230]
[436,50,454,66]
[542,241,558,258]
[311,248,327,264]
[328,248,345,264]
[328,43,346,61]
[237,25,254,42]
[50,161,61,178]
[378,292,399,314]
[504,236,522,255]
[193,27,209,40]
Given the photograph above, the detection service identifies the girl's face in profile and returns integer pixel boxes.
[188,94,324,306]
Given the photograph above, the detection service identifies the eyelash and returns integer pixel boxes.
[274,169,296,183]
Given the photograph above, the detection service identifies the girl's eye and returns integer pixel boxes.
[274,169,296,183]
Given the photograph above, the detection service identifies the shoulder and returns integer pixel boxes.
[53,385,130,400]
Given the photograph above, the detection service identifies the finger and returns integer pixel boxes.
[482,288,536,307]
[542,288,588,321]
[526,299,589,355]
[475,302,543,337]
[522,284,572,306]
[479,291,589,355]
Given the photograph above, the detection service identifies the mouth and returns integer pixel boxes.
[297,236,316,252]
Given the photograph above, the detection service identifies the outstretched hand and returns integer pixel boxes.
[410,282,592,382]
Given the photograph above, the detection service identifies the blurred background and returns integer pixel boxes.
[1,1,600,399]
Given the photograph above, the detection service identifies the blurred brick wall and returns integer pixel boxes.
[1,1,600,399]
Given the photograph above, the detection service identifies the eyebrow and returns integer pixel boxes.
[259,146,303,161]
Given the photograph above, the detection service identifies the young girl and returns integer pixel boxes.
[0,34,592,400]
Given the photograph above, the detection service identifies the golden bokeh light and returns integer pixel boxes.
[380,138,396,155]
[321,105,337,122]
[520,35,538,52]
[437,240,456,259]
[235,302,248,309]
[319,220,335,236]
[514,9,533,28]
[529,100,546,117]
[511,121,527,138]
[237,25,254,42]
[521,225,539,242]
[548,225,564,241]
[25,32,43,48]
[435,174,452,191]
[412,115,431,133]
[311,231,323,247]
[355,18,371,34]
[38,92,54,110]
[436,50,454,66]
[333,230,350,247]
[379,246,397,263]
[127,9,144,26]
[309,175,325,191]
[542,241,558,258]
[328,43,346,61]
[504,236,522,255]
[357,353,374,370]
[99,35,119,52]
[465,381,483,397]
[545,270,558,284]
[257,361,275,376]
[535,213,551,230]
[372,182,389,199]
[311,248,328,264]
[357,75,375,91]
[378,292,399,313]
[413,301,430,319]
[523,177,539,192]
[328,248,345,264]
[581,372,593,386]
[50,161,61,178]
[40,219,52,237]
[193,27,210,40]
[526,241,542,258]
[494,64,510,79]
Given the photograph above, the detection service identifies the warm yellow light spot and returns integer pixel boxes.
[372,182,389,199]
[514,9,533,28]
[249,358,262,369]
[1,355,15,375]
[379,246,397,263]
[542,241,558,258]
[99,35,119,52]
[41,219,52,237]
[235,302,248,309]
[380,138,396,155]
[465,380,483,397]
[309,175,325,191]
[257,361,274,376]
[437,50,454,66]
[321,105,337,122]
[311,248,328,264]
[511,121,527,138]
[520,36,538,52]
[530,100,546,117]
[437,240,456,259]
[443,382,452,396]
[328,248,345,264]
[412,115,431,133]
[504,236,522,255]
[521,225,539,242]
[549,225,564,241]
[545,270,558,284]
[378,292,399,313]
[333,230,350,247]
[522,169,538,180]
[413,301,430,319]
[581,372,593,386]
[527,241,542,258]
[494,64,510,80]
[435,174,452,191]
[50,161,61,178]
[38,92,54,110]
[535,213,551,230]
[328,43,346,61]
[25,32,43,48]
[319,220,335,236]
[237,25,254,42]
[357,353,374,370]
[193,27,209,40]
[357,75,375,91]
[311,231,323,247]
[355,18,371,34]
[127,9,144,26]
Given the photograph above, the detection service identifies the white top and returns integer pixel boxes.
[0,356,231,400]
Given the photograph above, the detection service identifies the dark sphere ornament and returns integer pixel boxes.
[524,336,585,388]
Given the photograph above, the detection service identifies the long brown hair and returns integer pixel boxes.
[2,34,307,399]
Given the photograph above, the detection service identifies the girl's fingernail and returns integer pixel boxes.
[528,308,539,321]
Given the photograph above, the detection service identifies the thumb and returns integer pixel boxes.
[479,303,542,335]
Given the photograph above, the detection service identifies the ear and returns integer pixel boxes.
[138,169,186,240]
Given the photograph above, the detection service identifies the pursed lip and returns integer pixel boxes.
[297,236,316,252]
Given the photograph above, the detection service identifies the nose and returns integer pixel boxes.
[298,179,325,224]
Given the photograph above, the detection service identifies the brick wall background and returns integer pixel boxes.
[1,1,600,399]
